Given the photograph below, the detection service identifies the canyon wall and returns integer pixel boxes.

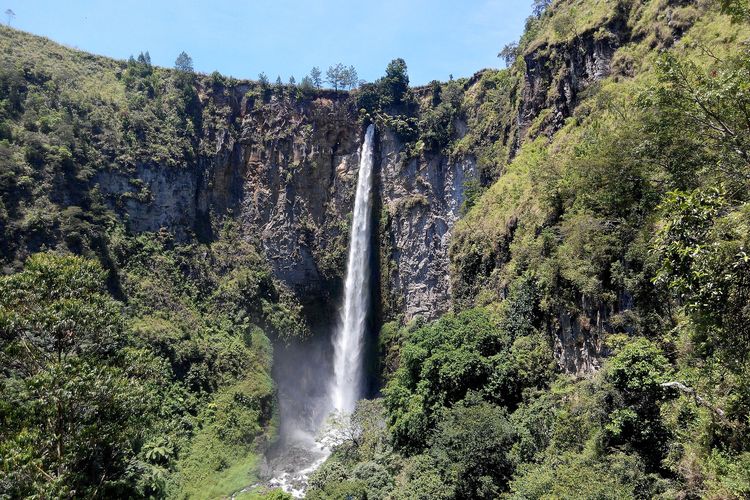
[96,86,475,323]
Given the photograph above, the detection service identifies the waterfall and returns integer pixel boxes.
[330,124,375,413]
[259,125,376,499]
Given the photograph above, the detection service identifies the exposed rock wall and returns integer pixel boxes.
[95,163,199,238]
[203,94,362,307]
[96,87,474,321]
[378,128,476,321]
[519,12,628,139]
[94,7,635,372]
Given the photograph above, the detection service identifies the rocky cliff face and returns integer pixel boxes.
[518,11,628,139]
[96,85,473,323]
[378,128,476,321]
[200,90,362,309]
[94,4,646,373]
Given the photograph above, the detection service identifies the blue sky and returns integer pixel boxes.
[3,0,531,85]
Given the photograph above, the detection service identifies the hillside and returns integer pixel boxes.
[311,0,750,497]
[1,0,750,498]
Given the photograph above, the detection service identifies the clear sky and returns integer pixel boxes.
[2,0,531,85]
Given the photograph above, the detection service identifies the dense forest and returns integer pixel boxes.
[2,0,750,498]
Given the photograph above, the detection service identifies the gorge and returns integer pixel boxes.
[2,0,750,498]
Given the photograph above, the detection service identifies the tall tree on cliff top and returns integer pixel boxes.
[327,63,346,91]
[310,66,323,88]
[174,51,193,73]
[344,65,359,90]
[383,58,409,105]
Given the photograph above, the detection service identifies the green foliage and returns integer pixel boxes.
[174,51,194,73]
[651,50,750,194]
[418,80,463,151]
[176,376,272,498]
[0,253,150,497]
[0,225,294,497]
[430,399,517,498]
[325,63,358,91]
[654,187,729,301]
[352,59,420,143]
[384,300,554,453]
[382,58,410,106]
[604,339,672,470]
[719,0,750,22]
[655,188,750,368]
[510,450,652,499]
[391,455,454,500]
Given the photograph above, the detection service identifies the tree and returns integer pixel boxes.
[604,339,672,470]
[0,253,148,497]
[532,0,552,17]
[498,42,518,67]
[310,66,323,88]
[430,399,517,499]
[653,52,750,191]
[288,75,296,86]
[654,187,750,369]
[137,51,152,67]
[344,65,359,90]
[316,399,386,460]
[383,308,508,452]
[383,58,409,105]
[719,0,750,22]
[327,63,347,91]
[174,51,193,73]
[258,72,269,86]
[5,8,14,26]
[300,75,314,92]
[173,51,196,92]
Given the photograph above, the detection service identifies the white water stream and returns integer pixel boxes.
[330,123,375,413]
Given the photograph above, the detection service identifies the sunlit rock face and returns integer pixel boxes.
[378,126,477,322]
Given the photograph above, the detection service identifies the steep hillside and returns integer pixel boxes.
[309,0,750,498]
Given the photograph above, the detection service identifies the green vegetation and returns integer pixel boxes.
[0,221,307,497]
[0,24,308,495]
[3,0,750,498]
[325,63,359,91]
[0,253,149,497]
[309,0,750,499]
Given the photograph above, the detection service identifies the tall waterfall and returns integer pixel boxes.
[330,124,375,413]
[260,125,376,498]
